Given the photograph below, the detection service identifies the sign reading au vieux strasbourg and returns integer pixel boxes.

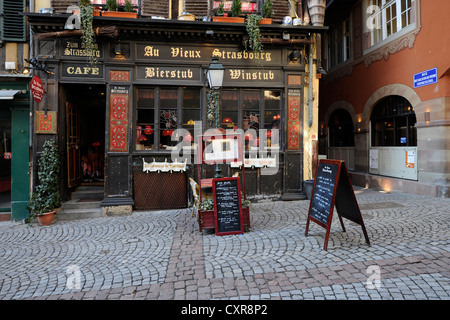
[30,75,44,104]
[305,160,370,250]
[136,44,282,84]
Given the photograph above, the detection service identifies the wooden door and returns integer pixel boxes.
[66,102,81,187]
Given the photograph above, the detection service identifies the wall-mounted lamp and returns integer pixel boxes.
[289,49,301,62]
[424,111,430,124]
[114,44,122,56]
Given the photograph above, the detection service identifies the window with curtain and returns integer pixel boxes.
[135,87,202,151]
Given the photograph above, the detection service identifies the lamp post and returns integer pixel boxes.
[206,56,225,178]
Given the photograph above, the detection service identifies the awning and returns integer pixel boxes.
[0,90,20,100]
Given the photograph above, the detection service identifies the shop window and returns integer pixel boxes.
[135,87,202,151]
[328,109,355,147]
[370,95,416,147]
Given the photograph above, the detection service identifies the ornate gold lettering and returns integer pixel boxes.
[144,46,159,57]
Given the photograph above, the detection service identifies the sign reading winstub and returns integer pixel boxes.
[413,68,437,88]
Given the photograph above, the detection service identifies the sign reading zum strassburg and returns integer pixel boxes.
[413,68,437,88]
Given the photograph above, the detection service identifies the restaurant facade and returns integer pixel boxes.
[26,3,327,215]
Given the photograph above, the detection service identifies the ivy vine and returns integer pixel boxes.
[80,0,97,66]
[245,14,264,63]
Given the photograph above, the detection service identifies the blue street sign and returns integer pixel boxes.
[413,68,437,88]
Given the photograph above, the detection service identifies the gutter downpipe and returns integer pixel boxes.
[308,39,313,127]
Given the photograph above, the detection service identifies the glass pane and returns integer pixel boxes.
[243,111,260,131]
[136,106,155,150]
[160,89,178,109]
[137,88,154,109]
[160,109,178,150]
[183,88,200,109]
[221,90,238,129]
[264,90,281,109]
[243,90,259,110]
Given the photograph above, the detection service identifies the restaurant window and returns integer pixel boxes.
[328,109,355,147]
[370,95,416,147]
[135,87,202,151]
[365,0,415,48]
[220,89,281,151]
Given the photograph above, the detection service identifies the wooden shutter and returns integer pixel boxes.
[141,0,170,18]
[50,0,78,14]
[272,0,290,22]
[184,0,211,17]
[1,0,26,41]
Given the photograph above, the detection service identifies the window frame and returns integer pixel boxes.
[365,0,417,50]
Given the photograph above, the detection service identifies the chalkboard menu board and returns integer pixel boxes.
[308,162,338,226]
[213,177,244,236]
[305,160,370,250]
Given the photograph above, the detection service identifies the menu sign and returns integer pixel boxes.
[213,177,244,236]
[309,162,338,226]
[305,160,370,250]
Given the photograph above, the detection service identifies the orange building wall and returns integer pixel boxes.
[320,0,450,118]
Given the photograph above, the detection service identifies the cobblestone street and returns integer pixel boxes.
[0,187,449,305]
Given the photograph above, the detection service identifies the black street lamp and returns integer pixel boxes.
[206,56,225,177]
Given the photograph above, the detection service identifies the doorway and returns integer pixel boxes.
[64,84,106,189]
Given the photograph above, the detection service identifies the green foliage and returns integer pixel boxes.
[80,0,97,66]
[216,0,224,16]
[124,0,134,12]
[245,14,263,54]
[106,0,118,11]
[231,0,242,17]
[262,0,273,18]
[27,140,61,220]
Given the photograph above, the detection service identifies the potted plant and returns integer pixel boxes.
[213,0,244,23]
[261,0,273,24]
[27,139,61,226]
[103,0,137,18]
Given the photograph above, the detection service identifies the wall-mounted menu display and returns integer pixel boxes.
[305,160,370,250]
[213,177,244,236]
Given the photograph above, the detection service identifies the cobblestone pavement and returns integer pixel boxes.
[0,187,449,302]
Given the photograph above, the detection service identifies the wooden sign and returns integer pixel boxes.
[305,160,370,250]
[213,177,244,236]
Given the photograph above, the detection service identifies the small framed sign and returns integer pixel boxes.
[35,111,57,134]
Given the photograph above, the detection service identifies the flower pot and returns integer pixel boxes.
[213,16,245,23]
[303,180,315,200]
[102,11,137,18]
[259,18,272,24]
[37,210,55,226]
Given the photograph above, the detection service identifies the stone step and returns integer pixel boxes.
[70,188,104,200]
[57,207,102,221]
[61,199,102,210]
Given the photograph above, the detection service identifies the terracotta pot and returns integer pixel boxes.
[37,210,55,226]
[213,16,245,23]
[102,11,137,19]
[259,18,272,24]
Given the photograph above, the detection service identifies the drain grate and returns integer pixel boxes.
[359,202,405,210]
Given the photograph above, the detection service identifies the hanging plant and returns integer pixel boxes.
[245,14,264,62]
[80,0,98,66]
